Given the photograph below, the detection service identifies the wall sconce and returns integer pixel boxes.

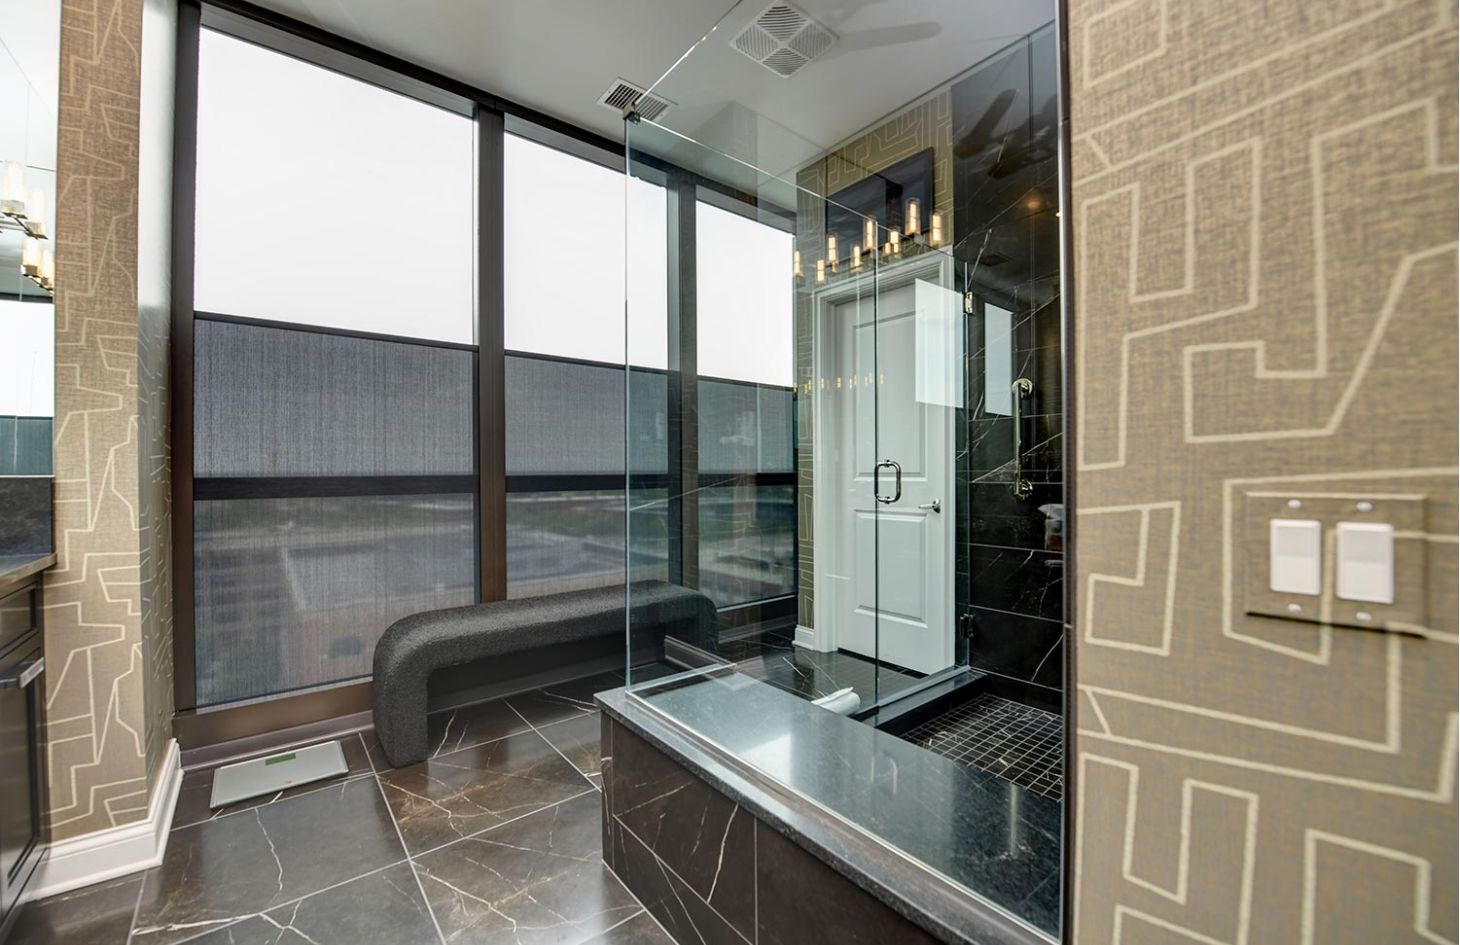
[815,259,826,284]
[929,211,943,247]
[826,233,838,272]
[904,198,921,237]
[863,218,876,255]
[794,249,803,282]
[890,230,901,256]
[851,244,862,270]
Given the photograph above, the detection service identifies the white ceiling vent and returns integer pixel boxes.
[732,2,836,77]
[597,78,674,121]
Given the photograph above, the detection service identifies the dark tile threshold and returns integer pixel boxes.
[599,685,1058,945]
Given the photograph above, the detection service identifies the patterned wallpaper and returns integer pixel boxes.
[1068,0,1458,942]
[45,0,173,843]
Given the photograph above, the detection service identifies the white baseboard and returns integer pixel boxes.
[793,624,816,649]
[28,738,182,901]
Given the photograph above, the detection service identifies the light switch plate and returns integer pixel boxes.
[1243,492,1426,631]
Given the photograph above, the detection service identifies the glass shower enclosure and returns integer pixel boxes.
[622,0,1065,937]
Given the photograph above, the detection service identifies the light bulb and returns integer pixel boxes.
[929,211,943,247]
[1,161,25,213]
[904,198,920,236]
[25,186,45,234]
[863,218,876,253]
[21,237,41,275]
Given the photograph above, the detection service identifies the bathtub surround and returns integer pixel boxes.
[603,683,1060,943]
[1068,0,1458,941]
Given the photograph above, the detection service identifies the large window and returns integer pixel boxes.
[502,136,670,598]
[188,29,476,707]
[194,29,473,342]
[694,200,796,609]
[503,134,666,365]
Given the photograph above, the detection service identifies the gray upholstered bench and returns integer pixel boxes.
[371,581,717,767]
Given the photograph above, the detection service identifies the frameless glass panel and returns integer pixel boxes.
[624,0,1064,938]
[194,494,475,707]
[698,380,793,474]
[193,29,473,342]
[695,201,793,386]
[505,354,667,476]
[504,134,667,366]
[194,319,474,477]
[697,484,795,608]
[506,489,668,599]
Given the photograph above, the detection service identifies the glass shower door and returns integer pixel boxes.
[870,240,963,705]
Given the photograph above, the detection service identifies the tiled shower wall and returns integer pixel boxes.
[954,25,1065,701]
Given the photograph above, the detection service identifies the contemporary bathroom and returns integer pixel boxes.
[0,0,1454,943]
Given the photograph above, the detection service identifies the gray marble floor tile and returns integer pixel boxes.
[181,863,439,945]
[579,911,676,945]
[537,713,601,776]
[7,874,142,945]
[131,777,406,945]
[505,672,621,727]
[414,793,639,945]
[426,699,531,759]
[377,730,593,855]
[173,733,376,829]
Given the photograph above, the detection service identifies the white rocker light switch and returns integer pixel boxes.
[1269,519,1322,596]
[1336,522,1395,604]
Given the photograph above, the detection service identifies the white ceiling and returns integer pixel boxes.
[245,0,733,143]
[244,0,1054,181]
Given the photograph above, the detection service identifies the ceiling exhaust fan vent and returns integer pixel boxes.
[597,78,674,121]
[731,2,837,78]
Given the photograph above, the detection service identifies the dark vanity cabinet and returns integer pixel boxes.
[0,574,47,941]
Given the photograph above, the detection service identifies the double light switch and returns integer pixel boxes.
[1246,493,1422,631]
[1268,519,1396,604]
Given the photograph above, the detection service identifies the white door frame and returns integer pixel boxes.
[807,251,957,661]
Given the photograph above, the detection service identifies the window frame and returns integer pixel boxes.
[172,0,799,745]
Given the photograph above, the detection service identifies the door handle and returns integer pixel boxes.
[917,499,941,513]
[0,657,43,689]
[874,459,902,504]
[1011,377,1034,499]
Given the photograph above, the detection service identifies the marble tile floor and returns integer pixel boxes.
[10,672,672,945]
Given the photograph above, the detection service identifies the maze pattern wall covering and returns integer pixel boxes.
[1068,0,1458,942]
[44,0,173,842]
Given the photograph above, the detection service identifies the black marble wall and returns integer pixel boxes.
[0,477,53,555]
[952,23,1065,703]
[602,714,942,945]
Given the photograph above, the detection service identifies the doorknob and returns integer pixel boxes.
[917,499,942,513]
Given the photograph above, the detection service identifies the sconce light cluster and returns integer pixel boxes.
[2,160,54,294]
[796,197,943,287]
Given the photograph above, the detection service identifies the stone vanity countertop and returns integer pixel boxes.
[599,674,1061,945]
[0,553,56,597]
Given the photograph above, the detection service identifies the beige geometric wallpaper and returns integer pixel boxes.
[1068,0,1458,942]
[45,0,173,843]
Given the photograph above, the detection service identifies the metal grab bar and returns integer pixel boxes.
[874,459,902,504]
[1011,377,1033,499]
